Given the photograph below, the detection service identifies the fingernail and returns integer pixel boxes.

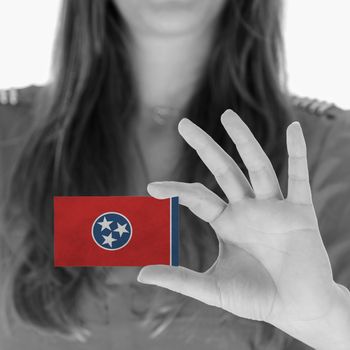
[178,118,193,133]
[221,109,237,122]
[137,273,150,284]
[137,273,144,283]
[148,182,163,186]
[147,183,162,193]
[224,108,235,115]
[289,121,303,134]
[178,117,190,126]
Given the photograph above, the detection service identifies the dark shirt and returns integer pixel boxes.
[0,86,350,350]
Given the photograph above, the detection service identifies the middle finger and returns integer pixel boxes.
[220,109,283,200]
[178,118,253,202]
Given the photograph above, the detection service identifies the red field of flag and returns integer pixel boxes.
[54,196,179,266]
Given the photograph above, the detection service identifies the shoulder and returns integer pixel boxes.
[290,95,350,216]
[0,85,44,141]
[291,95,350,165]
[0,85,43,108]
[291,98,350,291]
[292,96,350,217]
[0,85,46,197]
[291,94,350,133]
[291,95,350,148]
[291,95,350,122]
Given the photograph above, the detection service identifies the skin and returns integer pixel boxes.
[108,1,350,348]
[109,0,225,283]
[113,0,226,37]
[113,0,225,126]
[138,110,350,350]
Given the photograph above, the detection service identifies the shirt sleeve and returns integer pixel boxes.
[310,117,350,289]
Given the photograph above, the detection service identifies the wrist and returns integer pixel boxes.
[303,282,350,350]
[275,282,350,350]
[316,282,350,350]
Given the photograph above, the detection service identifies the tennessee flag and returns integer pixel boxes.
[54,196,179,267]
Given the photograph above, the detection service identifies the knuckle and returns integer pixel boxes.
[214,164,234,180]
[178,267,190,286]
[191,182,206,196]
[288,173,309,182]
[192,181,205,190]
[197,139,211,154]
[209,204,227,227]
[248,162,269,175]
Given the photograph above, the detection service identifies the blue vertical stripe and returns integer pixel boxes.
[171,196,179,266]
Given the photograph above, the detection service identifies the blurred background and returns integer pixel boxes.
[0,0,349,108]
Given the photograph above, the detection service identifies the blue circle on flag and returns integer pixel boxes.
[91,212,132,251]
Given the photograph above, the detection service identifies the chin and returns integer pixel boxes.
[144,14,207,37]
[114,0,226,37]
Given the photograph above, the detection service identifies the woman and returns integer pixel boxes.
[1,0,350,349]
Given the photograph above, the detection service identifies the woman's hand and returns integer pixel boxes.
[137,109,350,349]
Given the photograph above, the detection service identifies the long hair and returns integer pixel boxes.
[1,0,294,347]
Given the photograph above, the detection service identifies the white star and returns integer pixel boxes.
[102,232,117,248]
[98,217,113,231]
[114,223,129,238]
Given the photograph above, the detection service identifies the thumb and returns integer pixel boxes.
[137,265,220,308]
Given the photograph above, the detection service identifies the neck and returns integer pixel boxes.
[127,26,217,123]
